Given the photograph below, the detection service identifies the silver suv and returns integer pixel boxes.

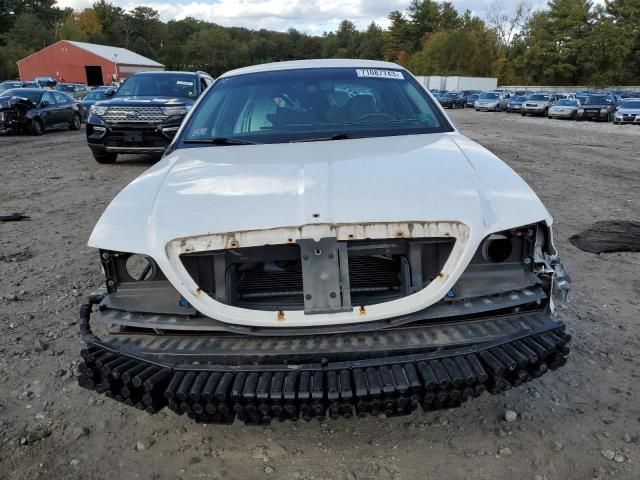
[521,93,558,117]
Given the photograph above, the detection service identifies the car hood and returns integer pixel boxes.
[90,132,549,252]
[477,99,497,103]
[0,96,34,111]
[582,103,608,108]
[95,96,194,107]
[617,108,640,114]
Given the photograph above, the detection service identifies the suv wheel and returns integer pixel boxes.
[93,152,117,164]
[70,113,81,130]
[30,118,44,136]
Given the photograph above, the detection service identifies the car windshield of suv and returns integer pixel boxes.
[55,84,75,92]
[443,93,458,98]
[0,89,42,103]
[584,96,607,105]
[479,93,498,99]
[181,68,452,144]
[468,94,479,100]
[82,91,106,101]
[555,99,578,106]
[622,101,640,109]
[529,94,549,101]
[115,74,197,98]
[512,96,527,102]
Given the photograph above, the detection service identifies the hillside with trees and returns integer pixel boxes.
[1,0,639,86]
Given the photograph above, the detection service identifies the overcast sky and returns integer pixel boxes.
[55,0,602,34]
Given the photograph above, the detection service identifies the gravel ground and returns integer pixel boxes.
[0,109,638,480]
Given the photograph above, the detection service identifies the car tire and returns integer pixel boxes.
[521,112,526,116]
[93,152,117,164]
[70,113,81,130]
[30,118,44,136]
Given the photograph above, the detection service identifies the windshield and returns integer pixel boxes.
[621,101,640,109]
[116,74,197,98]
[181,67,452,144]
[529,94,549,101]
[511,96,527,102]
[0,89,42,103]
[55,84,75,92]
[468,94,479,100]
[82,91,106,101]
[585,96,607,105]
[555,99,578,106]
[479,93,498,99]
[443,93,457,98]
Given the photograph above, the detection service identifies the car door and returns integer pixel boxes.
[53,92,73,125]
[39,91,57,129]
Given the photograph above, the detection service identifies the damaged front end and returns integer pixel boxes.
[0,96,34,133]
[77,221,571,425]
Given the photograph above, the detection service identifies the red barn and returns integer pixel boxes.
[17,40,164,86]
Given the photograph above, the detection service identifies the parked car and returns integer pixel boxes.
[78,89,107,121]
[506,95,528,113]
[547,98,580,120]
[438,91,466,109]
[465,93,480,108]
[474,92,509,111]
[86,70,214,163]
[0,88,81,134]
[521,93,557,116]
[77,59,571,424]
[576,95,616,122]
[0,80,37,92]
[55,83,88,99]
[613,99,640,125]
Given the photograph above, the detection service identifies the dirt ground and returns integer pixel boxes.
[1,109,638,480]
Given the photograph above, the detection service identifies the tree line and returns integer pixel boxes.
[1,0,639,86]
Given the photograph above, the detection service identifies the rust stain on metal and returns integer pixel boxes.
[437,272,447,280]
[395,231,405,238]
[277,310,285,321]
[229,240,239,248]
[358,306,366,316]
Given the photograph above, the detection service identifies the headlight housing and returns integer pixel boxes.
[578,108,584,113]
[90,105,108,116]
[600,108,609,114]
[161,105,190,116]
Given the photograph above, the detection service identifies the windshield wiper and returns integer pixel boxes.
[290,133,353,143]
[183,137,258,146]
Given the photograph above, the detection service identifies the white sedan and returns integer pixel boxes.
[78,59,571,424]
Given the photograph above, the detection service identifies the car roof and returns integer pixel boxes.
[220,59,404,79]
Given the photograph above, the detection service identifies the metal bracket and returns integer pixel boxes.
[297,238,351,315]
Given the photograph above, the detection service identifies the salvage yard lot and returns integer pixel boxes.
[0,109,638,480]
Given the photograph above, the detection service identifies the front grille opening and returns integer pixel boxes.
[348,254,402,305]
[236,260,303,309]
[179,237,455,312]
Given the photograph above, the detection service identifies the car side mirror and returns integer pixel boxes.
[104,88,115,97]
[40,100,50,107]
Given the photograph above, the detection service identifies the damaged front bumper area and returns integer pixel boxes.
[78,299,570,424]
[0,96,33,132]
[77,223,571,424]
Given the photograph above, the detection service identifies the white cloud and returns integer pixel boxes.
[56,0,407,32]
[55,0,606,34]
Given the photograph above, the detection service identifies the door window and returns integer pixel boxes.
[42,92,56,105]
[53,92,68,104]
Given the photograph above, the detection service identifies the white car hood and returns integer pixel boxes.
[89,132,551,327]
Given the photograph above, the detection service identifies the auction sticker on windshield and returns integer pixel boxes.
[356,69,404,80]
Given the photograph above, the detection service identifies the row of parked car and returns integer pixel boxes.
[433,88,640,124]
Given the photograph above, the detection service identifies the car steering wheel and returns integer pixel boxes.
[357,112,396,122]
